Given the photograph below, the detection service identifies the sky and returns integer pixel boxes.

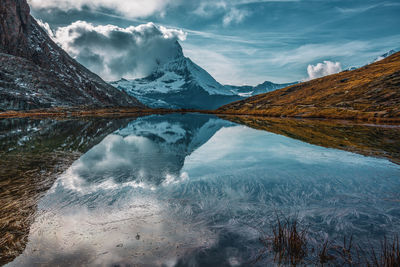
[29,0,400,85]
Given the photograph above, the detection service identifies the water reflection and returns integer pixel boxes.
[0,118,131,265]
[223,115,400,164]
[3,114,400,266]
[62,114,234,191]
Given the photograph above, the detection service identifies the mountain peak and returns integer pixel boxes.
[111,51,241,109]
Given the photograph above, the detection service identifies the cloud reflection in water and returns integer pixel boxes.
[8,114,400,266]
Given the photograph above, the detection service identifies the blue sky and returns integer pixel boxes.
[30,0,400,85]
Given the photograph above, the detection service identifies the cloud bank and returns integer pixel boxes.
[28,0,171,18]
[49,21,186,81]
[307,61,342,80]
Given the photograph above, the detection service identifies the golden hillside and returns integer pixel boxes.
[217,52,400,121]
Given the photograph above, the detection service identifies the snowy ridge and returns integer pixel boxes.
[225,80,298,97]
[345,49,398,71]
[374,49,397,62]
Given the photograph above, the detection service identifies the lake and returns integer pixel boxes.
[1,113,400,266]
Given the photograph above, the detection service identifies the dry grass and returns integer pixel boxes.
[318,240,335,265]
[256,216,400,266]
[218,52,400,122]
[271,217,308,265]
[256,215,308,265]
[364,236,400,267]
[0,107,174,118]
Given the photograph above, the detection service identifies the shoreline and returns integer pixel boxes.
[1,107,400,124]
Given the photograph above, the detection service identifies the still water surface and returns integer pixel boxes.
[2,113,400,266]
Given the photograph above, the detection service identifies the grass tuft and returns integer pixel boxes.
[364,236,400,267]
[271,217,308,265]
[255,215,399,266]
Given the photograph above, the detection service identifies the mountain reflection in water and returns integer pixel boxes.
[1,114,400,266]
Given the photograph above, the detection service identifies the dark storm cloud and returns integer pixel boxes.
[51,21,186,80]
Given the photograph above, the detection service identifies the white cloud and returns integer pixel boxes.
[28,0,172,18]
[52,21,186,81]
[306,61,342,80]
[223,8,250,26]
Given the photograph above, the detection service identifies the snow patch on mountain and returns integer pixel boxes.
[344,49,398,71]
[374,49,397,62]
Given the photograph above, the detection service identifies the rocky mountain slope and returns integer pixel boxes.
[0,0,143,111]
[218,52,400,121]
[111,43,242,110]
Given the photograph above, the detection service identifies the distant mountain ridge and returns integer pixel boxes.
[373,49,397,62]
[226,81,298,97]
[0,0,143,111]
[345,49,398,71]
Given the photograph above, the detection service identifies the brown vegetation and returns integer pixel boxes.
[365,236,400,267]
[217,52,400,122]
[257,216,308,265]
[256,216,400,266]
[0,107,175,119]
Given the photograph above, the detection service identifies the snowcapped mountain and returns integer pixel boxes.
[345,49,398,71]
[374,49,397,62]
[253,81,298,95]
[111,43,243,110]
[224,85,254,97]
[226,81,298,97]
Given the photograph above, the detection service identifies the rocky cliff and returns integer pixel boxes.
[0,0,144,110]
